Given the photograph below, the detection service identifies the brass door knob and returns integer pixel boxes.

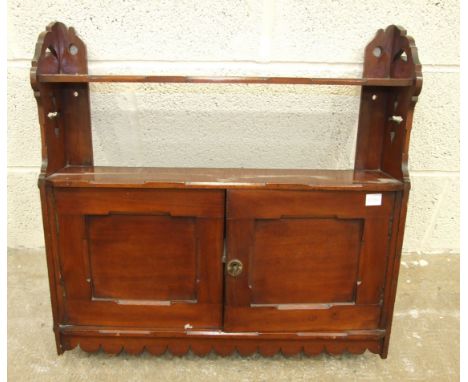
[226,259,243,277]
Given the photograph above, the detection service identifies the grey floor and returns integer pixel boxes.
[8,249,459,381]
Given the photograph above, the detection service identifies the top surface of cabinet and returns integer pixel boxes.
[45,166,403,191]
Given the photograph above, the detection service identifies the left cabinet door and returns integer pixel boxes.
[50,188,224,330]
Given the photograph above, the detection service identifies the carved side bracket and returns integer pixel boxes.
[355,25,422,182]
[363,25,421,83]
[31,22,88,90]
[31,22,93,176]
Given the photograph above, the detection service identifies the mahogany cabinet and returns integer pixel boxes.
[31,22,422,358]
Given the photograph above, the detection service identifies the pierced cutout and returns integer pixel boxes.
[394,49,408,63]
[73,91,79,97]
[69,44,79,55]
[47,111,59,119]
[389,115,403,124]
[372,46,382,58]
[45,46,58,58]
[390,131,395,143]
[400,51,408,62]
[372,94,378,101]
[394,101,398,111]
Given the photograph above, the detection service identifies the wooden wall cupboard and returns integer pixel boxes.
[31,22,422,358]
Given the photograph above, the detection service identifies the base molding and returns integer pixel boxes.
[59,326,385,358]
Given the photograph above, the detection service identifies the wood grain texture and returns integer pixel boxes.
[53,188,225,217]
[355,25,423,182]
[31,22,422,359]
[31,22,93,176]
[38,180,64,353]
[225,190,393,332]
[62,335,382,357]
[87,215,198,301]
[61,84,93,167]
[224,305,382,332]
[53,188,224,329]
[59,326,384,356]
[352,25,422,357]
[38,74,413,86]
[226,190,395,219]
[46,167,404,191]
[250,218,362,304]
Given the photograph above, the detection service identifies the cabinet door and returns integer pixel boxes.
[225,190,395,332]
[52,188,224,330]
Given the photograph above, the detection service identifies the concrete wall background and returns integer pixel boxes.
[7,0,459,253]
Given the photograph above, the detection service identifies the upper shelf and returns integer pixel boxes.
[31,23,423,181]
[38,74,414,87]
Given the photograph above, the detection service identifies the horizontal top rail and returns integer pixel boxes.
[38,74,414,87]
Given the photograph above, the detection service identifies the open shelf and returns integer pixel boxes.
[46,166,404,191]
[38,74,414,87]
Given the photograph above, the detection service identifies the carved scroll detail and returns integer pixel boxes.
[356,25,423,182]
[31,22,92,176]
[31,22,88,91]
[363,25,421,85]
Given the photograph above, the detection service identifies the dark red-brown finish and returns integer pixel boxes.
[31,22,422,358]
[37,73,414,86]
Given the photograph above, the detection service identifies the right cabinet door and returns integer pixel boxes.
[224,190,396,332]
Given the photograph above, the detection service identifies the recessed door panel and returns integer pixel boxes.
[87,214,197,302]
[251,218,362,304]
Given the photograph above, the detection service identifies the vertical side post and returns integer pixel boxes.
[31,21,93,176]
[379,29,422,359]
[354,25,422,358]
[354,25,422,179]
[31,21,93,354]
